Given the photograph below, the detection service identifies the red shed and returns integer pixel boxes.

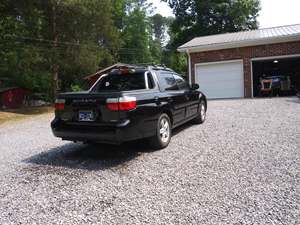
[0,87,32,109]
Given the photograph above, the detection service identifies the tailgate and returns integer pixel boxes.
[56,92,121,124]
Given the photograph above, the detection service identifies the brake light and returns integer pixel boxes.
[119,97,137,110]
[55,99,65,110]
[106,96,136,111]
[106,98,119,111]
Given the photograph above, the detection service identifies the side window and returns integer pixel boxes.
[147,72,155,89]
[173,74,190,90]
[157,72,178,91]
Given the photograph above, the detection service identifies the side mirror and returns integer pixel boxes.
[191,83,199,90]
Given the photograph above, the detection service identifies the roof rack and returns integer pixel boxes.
[131,63,174,72]
[109,63,175,74]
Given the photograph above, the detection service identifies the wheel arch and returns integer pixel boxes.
[200,94,207,111]
[161,108,173,126]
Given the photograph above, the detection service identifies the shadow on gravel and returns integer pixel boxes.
[24,140,151,171]
[172,121,194,136]
[24,122,195,171]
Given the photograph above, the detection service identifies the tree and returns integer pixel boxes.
[163,0,260,48]
[0,0,53,99]
[148,14,170,64]
[0,0,120,100]
[119,0,152,64]
[1,0,205,99]
[150,14,168,43]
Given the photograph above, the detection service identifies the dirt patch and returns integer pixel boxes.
[0,106,54,124]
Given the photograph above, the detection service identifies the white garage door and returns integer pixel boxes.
[195,61,244,99]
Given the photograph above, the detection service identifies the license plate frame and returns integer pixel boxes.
[78,110,95,122]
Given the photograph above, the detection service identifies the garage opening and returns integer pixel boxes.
[252,57,300,97]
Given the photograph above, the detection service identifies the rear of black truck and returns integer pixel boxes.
[51,68,158,144]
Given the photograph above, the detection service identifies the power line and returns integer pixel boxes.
[2,35,144,52]
[0,45,141,56]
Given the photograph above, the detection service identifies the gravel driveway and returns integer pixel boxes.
[0,97,299,225]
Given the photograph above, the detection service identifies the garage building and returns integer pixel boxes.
[178,24,300,99]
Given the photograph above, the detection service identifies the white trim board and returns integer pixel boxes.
[250,60,254,98]
[187,50,192,85]
[251,54,300,61]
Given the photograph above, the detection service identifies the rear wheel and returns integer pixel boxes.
[149,113,171,149]
[194,100,206,124]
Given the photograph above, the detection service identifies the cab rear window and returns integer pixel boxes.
[93,72,146,92]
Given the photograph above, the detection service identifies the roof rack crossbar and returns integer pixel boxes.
[109,63,175,73]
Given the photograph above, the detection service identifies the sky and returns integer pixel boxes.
[258,0,300,28]
[150,0,300,28]
[150,0,173,17]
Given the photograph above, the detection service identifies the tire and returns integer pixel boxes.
[149,113,172,149]
[194,100,206,124]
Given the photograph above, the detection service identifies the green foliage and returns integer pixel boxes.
[0,0,119,100]
[70,84,83,92]
[150,14,168,43]
[150,40,163,64]
[119,1,152,64]
[164,0,260,47]
[162,50,187,75]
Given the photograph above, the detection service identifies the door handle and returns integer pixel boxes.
[154,96,160,105]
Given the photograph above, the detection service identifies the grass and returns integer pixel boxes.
[0,106,54,125]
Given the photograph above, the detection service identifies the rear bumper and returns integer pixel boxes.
[51,118,142,144]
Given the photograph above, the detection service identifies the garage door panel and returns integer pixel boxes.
[200,76,243,83]
[201,68,242,74]
[200,77,244,86]
[196,61,244,99]
[201,89,242,99]
[199,72,243,82]
[200,84,243,92]
[201,83,243,91]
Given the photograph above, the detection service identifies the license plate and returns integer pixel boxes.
[78,110,95,122]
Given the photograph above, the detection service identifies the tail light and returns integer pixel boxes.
[106,96,136,111]
[55,99,65,110]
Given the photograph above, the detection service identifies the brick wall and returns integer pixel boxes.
[190,41,300,97]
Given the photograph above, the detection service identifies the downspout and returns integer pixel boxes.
[187,50,192,85]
